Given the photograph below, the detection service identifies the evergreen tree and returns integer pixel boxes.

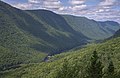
[87,51,103,78]
[70,58,82,78]
[55,58,82,78]
[107,59,115,78]
[55,59,70,78]
[108,60,114,73]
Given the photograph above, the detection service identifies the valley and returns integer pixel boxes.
[0,0,120,78]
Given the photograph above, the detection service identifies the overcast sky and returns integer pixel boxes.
[1,0,120,23]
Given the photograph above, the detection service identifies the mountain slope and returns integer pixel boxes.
[112,27,120,38]
[0,1,120,72]
[0,1,89,53]
[1,37,120,78]
[0,1,88,70]
[63,15,120,40]
[0,1,48,70]
[24,10,89,53]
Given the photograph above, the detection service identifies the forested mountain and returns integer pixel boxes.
[112,28,120,38]
[1,36,120,78]
[0,1,88,54]
[0,1,120,75]
[0,1,88,70]
[63,15,120,40]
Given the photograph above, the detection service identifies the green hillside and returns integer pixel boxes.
[0,1,88,70]
[112,28,120,38]
[63,15,120,40]
[0,1,89,53]
[1,37,120,78]
[0,1,120,76]
[24,10,88,53]
[0,1,47,71]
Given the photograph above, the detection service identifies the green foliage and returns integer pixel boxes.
[87,51,103,78]
[63,15,120,40]
[108,59,114,74]
[55,59,69,78]
[113,28,120,38]
[0,1,88,70]
[3,37,119,78]
[104,59,115,78]
[55,58,82,78]
[0,1,120,78]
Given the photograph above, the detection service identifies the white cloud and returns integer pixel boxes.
[69,0,85,5]
[11,0,62,10]
[70,4,87,11]
[2,0,120,23]
[59,6,69,11]
[43,0,62,9]
[99,0,116,6]
[28,0,41,4]
[68,0,87,11]
[12,3,33,10]
[96,9,104,13]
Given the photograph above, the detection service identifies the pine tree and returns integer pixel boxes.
[55,58,82,78]
[87,51,103,78]
[107,59,115,78]
[55,59,70,78]
[108,60,114,73]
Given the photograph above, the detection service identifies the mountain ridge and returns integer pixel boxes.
[0,1,88,70]
[0,1,120,71]
[62,15,120,40]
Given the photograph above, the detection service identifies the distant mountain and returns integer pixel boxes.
[0,1,87,70]
[0,1,120,71]
[25,10,88,53]
[112,26,120,38]
[63,15,120,40]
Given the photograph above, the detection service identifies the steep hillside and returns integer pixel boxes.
[112,28,120,38]
[1,37,120,78]
[24,10,88,53]
[0,1,88,70]
[0,0,120,73]
[63,15,120,40]
[1,1,119,55]
[0,1,48,70]
[0,1,88,54]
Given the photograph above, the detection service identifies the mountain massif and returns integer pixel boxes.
[0,1,87,70]
[63,15,120,40]
[0,1,120,77]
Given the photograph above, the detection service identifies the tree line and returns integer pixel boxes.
[55,51,118,78]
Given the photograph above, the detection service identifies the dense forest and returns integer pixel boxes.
[0,1,120,78]
[1,36,120,78]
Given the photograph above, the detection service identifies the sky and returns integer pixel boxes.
[1,0,120,23]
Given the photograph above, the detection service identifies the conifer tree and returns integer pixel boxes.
[55,59,70,78]
[108,60,114,73]
[87,51,103,78]
[107,59,115,78]
[55,58,81,78]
